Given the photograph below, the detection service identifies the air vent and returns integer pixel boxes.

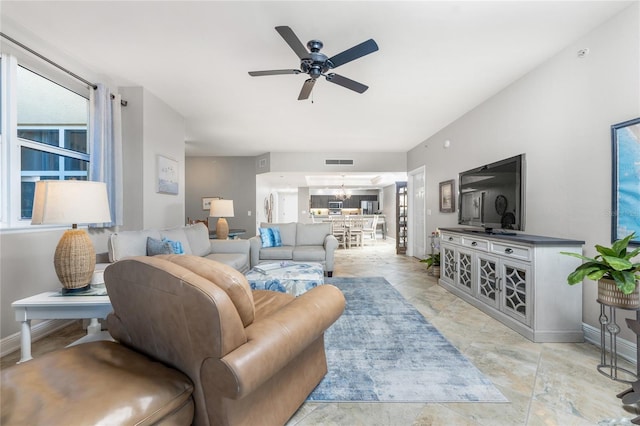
[325,159,354,166]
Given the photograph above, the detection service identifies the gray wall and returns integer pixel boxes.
[0,86,185,340]
[406,4,639,339]
[185,156,256,235]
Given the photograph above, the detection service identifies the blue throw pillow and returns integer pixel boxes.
[271,227,282,247]
[259,227,275,248]
[162,238,184,254]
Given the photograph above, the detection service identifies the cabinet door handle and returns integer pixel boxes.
[496,277,502,291]
[504,248,513,254]
[471,241,477,246]
[448,237,453,241]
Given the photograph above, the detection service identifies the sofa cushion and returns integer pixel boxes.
[0,341,194,426]
[205,253,249,273]
[261,222,296,246]
[259,246,294,260]
[161,228,193,255]
[183,223,211,257]
[296,223,331,246]
[160,255,255,327]
[293,246,326,262]
[109,229,162,262]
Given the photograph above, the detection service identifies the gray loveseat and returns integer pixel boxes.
[107,222,250,272]
[249,222,338,276]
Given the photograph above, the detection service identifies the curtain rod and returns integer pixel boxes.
[0,32,127,106]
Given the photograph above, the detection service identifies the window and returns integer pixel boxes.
[1,55,90,227]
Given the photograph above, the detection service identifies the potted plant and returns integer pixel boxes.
[420,252,441,278]
[562,232,640,309]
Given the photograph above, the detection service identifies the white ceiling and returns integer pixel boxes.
[1,1,632,189]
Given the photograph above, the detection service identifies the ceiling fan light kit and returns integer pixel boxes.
[249,26,378,100]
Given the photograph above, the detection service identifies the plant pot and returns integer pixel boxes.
[429,266,440,278]
[597,278,640,309]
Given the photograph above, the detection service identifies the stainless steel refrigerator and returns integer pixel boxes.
[360,200,379,214]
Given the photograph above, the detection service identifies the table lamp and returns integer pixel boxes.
[31,180,112,293]
[210,199,234,240]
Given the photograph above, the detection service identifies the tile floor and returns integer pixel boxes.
[1,237,636,425]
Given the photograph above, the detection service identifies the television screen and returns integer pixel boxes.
[458,154,525,231]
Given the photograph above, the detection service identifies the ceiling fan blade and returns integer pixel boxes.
[327,39,378,69]
[275,26,308,59]
[326,73,368,94]
[248,69,300,77]
[298,78,316,100]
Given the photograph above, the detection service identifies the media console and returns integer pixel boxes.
[438,228,585,343]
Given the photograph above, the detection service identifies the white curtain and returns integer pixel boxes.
[89,83,123,227]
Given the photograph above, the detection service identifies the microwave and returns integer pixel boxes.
[328,201,343,209]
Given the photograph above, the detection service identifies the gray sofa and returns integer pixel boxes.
[107,222,250,272]
[249,222,338,276]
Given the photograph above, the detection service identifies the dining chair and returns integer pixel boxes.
[331,217,348,249]
[363,215,379,242]
[348,217,365,248]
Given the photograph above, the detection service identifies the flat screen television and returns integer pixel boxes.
[458,154,525,231]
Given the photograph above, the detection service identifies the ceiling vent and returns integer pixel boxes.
[325,159,354,166]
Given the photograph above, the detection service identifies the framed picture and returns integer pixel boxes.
[202,197,220,211]
[439,179,455,213]
[612,117,640,245]
[157,155,179,195]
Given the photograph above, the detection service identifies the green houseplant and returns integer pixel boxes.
[420,252,441,277]
[562,232,640,297]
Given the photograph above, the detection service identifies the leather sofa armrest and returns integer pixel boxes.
[202,284,345,399]
[248,236,262,267]
[210,239,250,255]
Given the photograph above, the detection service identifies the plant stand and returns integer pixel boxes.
[614,312,640,424]
[597,302,638,383]
[594,280,640,423]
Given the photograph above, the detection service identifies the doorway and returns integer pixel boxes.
[408,166,426,258]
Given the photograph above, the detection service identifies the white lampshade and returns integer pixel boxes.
[31,180,111,292]
[209,199,234,218]
[210,199,234,240]
[31,180,112,225]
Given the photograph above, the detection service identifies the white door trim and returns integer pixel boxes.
[407,166,426,258]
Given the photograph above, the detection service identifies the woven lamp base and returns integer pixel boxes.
[54,229,96,290]
[216,217,229,240]
[597,278,640,310]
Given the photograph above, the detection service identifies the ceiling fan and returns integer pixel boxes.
[248,26,379,100]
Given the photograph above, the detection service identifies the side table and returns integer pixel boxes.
[12,289,112,363]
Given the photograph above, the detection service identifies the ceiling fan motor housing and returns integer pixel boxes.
[301,47,331,78]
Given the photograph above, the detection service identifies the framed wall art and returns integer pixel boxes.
[439,179,455,213]
[202,197,220,211]
[157,155,179,195]
[611,117,640,245]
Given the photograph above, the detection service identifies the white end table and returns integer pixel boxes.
[12,290,112,363]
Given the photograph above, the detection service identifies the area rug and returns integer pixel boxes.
[307,277,508,403]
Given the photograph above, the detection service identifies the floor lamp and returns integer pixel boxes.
[210,199,234,240]
[31,180,112,293]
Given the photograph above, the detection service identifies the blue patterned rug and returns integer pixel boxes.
[307,277,508,402]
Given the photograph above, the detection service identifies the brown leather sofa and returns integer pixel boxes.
[1,255,346,426]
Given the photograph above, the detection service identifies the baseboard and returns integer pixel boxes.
[0,319,75,358]
[583,322,637,367]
